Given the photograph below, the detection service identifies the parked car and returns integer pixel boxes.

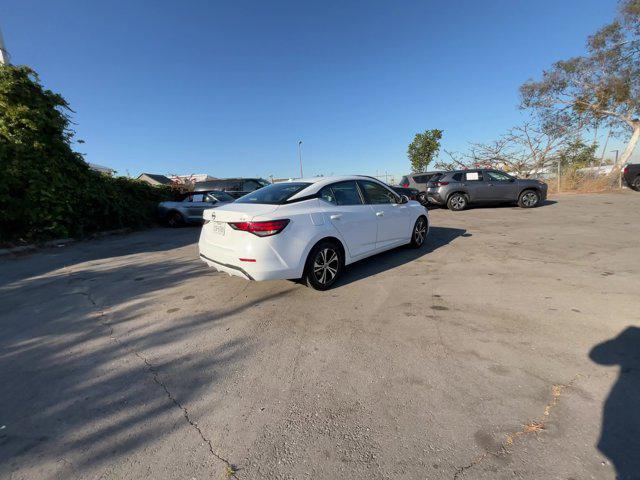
[198,176,429,290]
[400,171,443,204]
[391,185,420,201]
[158,190,235,227]
[194,178,270,198]
[426,169,548,211]
[622,163,640,190]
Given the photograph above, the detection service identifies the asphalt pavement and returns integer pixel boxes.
[1,192,639,480]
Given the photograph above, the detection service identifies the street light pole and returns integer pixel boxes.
[297,140,303,178]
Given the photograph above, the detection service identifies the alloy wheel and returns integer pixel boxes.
[450,195,466,210]
[313,248,339,285]
[522,192,538,207]
[414,218,427,246]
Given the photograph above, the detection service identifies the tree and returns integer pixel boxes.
[407,129,443,173]
[0,65,172,243]
[557,138,599,169]
[520,0,640,168]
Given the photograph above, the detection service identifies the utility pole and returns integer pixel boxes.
[297,140,303,178]
[0,26,11,65]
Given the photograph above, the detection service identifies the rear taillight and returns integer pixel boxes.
[228,219,290,237]
[400,182,409,187]
[623,166,629,174]
[434,181,449,186]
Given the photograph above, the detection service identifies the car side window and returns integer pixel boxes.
[319,185,337,205]
[464,171,483,182]
[324,181,363,206]
[191,193,204,202]
[358,180,399,204]
[203,194,217,204]
[414,175,427,184]
[451,173,463,182]
[244,180,260,191]
[485,171,512,182]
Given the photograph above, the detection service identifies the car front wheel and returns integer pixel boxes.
[167,211,184,227]
[304,241,343,290]
[410,216,428,248]
[518,190,540,208]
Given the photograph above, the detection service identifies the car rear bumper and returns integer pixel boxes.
[198,229,303,281]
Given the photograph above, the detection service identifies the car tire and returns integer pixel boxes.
[417,192,428,206]
[632,175,640,191]
[167,211,185,228]
[447,193,468,211]
[518,189,540,208]
[409,216,428,248]
[303,240,343,290]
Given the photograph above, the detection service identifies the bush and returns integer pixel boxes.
[0,65,176,244]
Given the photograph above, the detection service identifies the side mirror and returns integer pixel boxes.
[400,195,409,204]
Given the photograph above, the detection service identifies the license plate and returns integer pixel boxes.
[211,221,225,236]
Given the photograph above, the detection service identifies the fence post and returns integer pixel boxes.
[557,162,561,193]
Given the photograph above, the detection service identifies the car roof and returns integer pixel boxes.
[287,175,393,200]
[408,171,442,176]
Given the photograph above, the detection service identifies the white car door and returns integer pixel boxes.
[319,181,377,258]
[357,180,412,249]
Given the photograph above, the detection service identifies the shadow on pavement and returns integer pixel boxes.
[336,226,468,287]
[0,233,295,477]
[426,199,557,210]
[0,227,200,288]
[589,327,640,479]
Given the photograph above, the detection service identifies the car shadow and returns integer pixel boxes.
[334,226,468,287]
[426,199,557,210]
[589,327,640,478]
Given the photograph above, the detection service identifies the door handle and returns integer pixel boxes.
[330,214,342,220]
[376,211,384,217]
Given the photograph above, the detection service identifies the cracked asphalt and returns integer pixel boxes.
[1,191,639,480]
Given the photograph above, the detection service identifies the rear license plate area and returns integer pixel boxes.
[211,221,225,235]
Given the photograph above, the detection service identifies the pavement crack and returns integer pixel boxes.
[453,374,582,479]
[76,288,239,479]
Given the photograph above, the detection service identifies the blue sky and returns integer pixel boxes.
[1,0,624,179]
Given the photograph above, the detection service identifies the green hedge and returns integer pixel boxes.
[0,65,176,244]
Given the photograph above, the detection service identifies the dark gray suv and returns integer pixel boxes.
[426,169,548,211]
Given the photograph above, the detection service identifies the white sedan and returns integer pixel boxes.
[198,176,429,289]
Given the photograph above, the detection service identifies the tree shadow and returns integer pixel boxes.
[0,227,200,289]
[0,240,296,478]
[335,226,468,287]
[589,326,640,479]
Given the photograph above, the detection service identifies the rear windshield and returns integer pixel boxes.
[235,182,311,204]
[428,174,443,182]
